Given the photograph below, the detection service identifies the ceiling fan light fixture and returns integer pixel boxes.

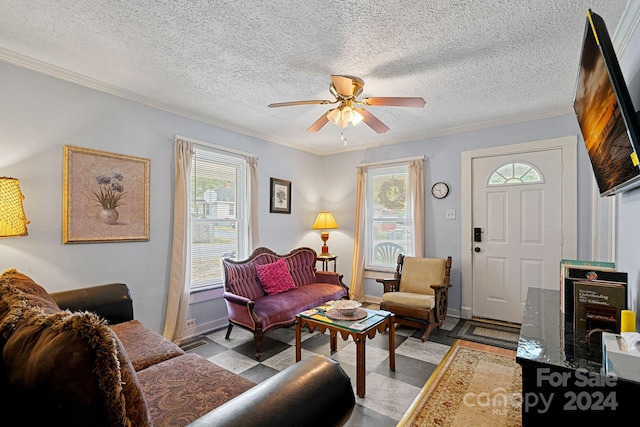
[327,108,341,124]
[351,109,364,126]
[341,105,355,122]
[268,75,425,134]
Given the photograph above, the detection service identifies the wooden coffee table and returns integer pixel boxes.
[295,304,395,398]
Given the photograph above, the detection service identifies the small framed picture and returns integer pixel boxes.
[270,178,291,214]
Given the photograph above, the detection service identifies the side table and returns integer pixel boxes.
[317,254,337,272]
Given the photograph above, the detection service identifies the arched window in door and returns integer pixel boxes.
[487,161,543,186]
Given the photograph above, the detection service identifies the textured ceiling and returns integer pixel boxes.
[0,1,631,154]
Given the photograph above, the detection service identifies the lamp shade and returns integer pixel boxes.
[312,211,338,256]
[327,100,363,129]
[0,177,29,237]
[312,211,338,230]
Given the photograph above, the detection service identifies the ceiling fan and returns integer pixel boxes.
[268,75,425,134]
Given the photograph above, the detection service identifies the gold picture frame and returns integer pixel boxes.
[63,145,150,243]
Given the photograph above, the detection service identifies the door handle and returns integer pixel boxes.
[474,247,481,253]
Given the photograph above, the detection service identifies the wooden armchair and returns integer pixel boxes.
[376,255,452,341]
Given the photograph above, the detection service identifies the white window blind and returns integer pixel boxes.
[190,145,248,289]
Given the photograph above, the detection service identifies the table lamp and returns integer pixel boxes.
[0,177,29,237]
[312,211,338,256]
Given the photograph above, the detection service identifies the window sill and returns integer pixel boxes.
[363,269,395,280]
[189,285,224,303]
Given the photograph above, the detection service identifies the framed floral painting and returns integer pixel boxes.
[63,145,150,243]
[270,177,291,214]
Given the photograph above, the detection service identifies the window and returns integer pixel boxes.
[488,162,542,186]
[190,145,249,289]
[365,163,414,269]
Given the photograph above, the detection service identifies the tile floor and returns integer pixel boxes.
[183,308,460,427]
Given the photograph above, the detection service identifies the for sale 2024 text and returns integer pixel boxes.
[524,367,618,414]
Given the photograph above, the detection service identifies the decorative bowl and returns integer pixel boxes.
[332,300,362,316]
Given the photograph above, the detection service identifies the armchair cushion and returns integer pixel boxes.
[255,258,297,295]
[378,255,452,342]
[110,319,185,371]
[382,292,435,310]
[136,353,255,425]
[400,257,447,295]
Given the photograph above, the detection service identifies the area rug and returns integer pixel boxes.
[447,319,520,350]
[397,340,522,427]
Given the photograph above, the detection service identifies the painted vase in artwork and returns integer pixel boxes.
[93,173,126,225]
[100,208,119,225]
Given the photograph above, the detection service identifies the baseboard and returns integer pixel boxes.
[185,304,464,341]
[460,305,472,319]
[470,316,521,328]
[364,295,382,305]
[447,308,461,319]
[183,318,228,341]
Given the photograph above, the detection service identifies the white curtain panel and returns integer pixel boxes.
[409,159,424,257]
[350,166,366,301]
[163,138,194,343]
[248,156,260,251]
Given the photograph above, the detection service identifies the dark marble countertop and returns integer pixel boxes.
[516,287,602,372]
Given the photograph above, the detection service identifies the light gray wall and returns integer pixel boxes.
[0,60,323,333]
[616,18,640,327]
[0,51,600,334]
[323,113,594,313]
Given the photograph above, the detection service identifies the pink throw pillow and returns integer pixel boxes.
[255,258,297,295]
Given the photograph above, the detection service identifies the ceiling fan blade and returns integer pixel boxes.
[361,97,426,107]
[307,111,330,132]
[331,75,355,97]
[359,109,390,134]
[268,100,333,108]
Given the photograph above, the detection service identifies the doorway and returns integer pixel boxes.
[461,136,578,323]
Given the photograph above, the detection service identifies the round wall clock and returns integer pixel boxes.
[431,182,449,199]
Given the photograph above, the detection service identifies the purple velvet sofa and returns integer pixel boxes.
[223,247,349,360]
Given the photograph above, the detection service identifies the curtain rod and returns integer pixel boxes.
[357,155,428,168]
[175,135,257,159]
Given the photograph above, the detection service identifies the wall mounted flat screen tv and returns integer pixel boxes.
[573,9,640,197]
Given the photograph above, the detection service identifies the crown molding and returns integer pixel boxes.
[0,47,304,151]
[2,0,632,158]
[0,47,576,157]
[613,1,640,54]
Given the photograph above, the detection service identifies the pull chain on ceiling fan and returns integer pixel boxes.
[268,75,425,134]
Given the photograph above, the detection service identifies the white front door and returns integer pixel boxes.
[471,149,563,323]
